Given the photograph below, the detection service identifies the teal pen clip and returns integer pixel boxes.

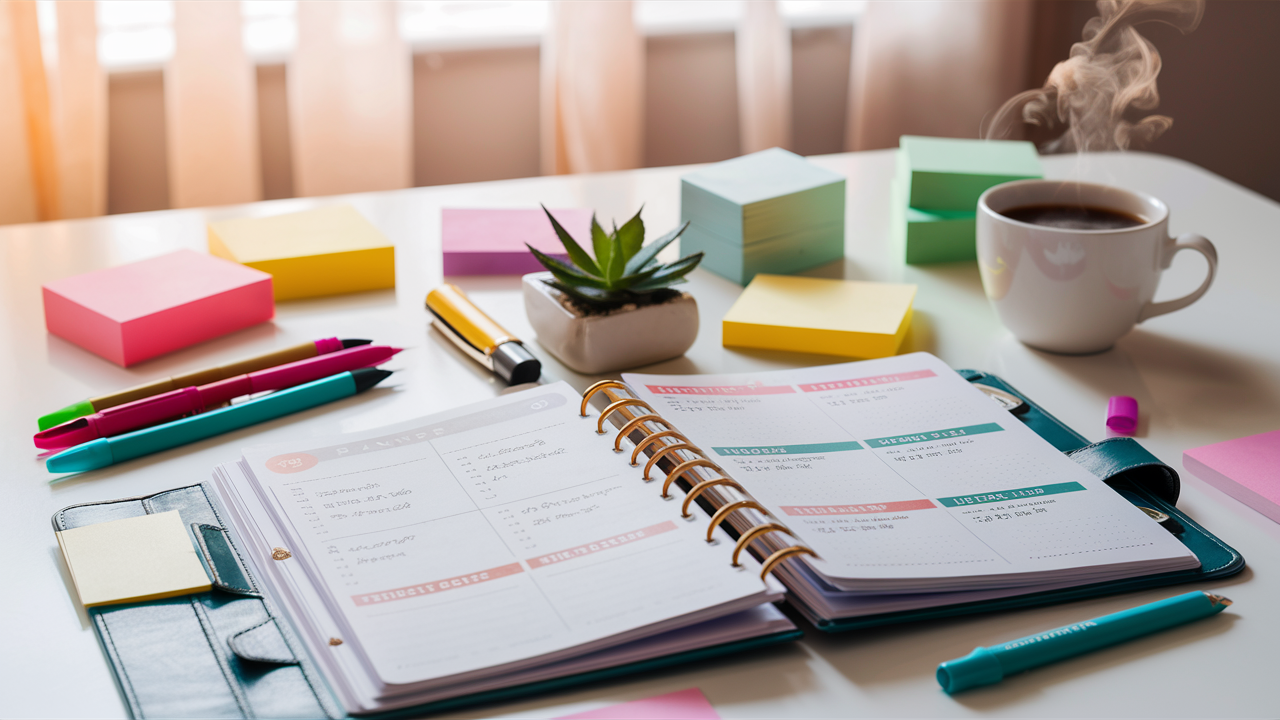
[46,368,393,475]
[938,591,1233,693]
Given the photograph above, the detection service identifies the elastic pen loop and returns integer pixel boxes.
[580,381,628,417]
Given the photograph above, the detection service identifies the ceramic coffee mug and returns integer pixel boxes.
[976,180,1217,354]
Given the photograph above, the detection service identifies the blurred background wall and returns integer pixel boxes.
[6,0,1279,222]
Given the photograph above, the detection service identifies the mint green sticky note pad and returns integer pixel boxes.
[899,136,1041,212]
[892,178,977,264]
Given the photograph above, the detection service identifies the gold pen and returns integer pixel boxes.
[425,284,542,385]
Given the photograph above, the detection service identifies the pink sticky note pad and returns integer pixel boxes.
[1184,429,1280,524]
[442,208,592,275]
[42,249,274,366]
[556,688,720,720]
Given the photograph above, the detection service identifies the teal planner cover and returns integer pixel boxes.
[53,370,1242,717]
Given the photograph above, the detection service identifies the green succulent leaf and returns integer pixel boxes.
[589,215,612,276]
[544,279,619,305]
[605,231,624,285]
[627,252,703,291]
[616,206,645,262]
[542,205,600,277]
[527,245,610,288]
[623,221,689,276]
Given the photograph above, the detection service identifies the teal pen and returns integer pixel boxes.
[937,591,1233,693]
[46,368,393,474]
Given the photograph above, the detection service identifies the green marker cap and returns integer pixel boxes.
[38,400,95,431]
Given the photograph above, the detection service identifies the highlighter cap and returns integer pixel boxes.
[493,342,541,385]
[937,647,1004,694]
[1106,395,1139,435]
[46,439,115,474]
[39,400,96,431]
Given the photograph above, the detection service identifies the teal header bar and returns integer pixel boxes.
[866,422,1003,448]
[713,441,863,456]
[936,482,1086,508]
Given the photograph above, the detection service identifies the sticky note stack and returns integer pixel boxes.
[680,148,845,285]
[1184,430,1280,524]
[56,511,212,607]
[42,249,274,366]
[208,205,395,300]
[894,136,1041,264]
[441,208,592,275]
[722,274,917,358]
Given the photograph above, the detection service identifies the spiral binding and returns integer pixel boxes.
[583,380,816,580]
[613,415,673,452]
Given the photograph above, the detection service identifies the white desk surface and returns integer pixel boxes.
[2,150,1278,719]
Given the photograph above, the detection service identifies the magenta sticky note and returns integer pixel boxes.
[1106,395,1139,435]
[442,208,592,275]
[42,249,274,366]
[1184,429,1280,524]
[556,688,720,720]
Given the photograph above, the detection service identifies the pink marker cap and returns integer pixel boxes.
[1106,396,1139,435]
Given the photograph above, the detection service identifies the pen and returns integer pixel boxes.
[425,284,541,385]
[37,337,373,430]
[937,591,1233,693]
[45,368,393,474]
[35,345,403,450]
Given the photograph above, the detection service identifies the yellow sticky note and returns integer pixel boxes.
[56,511,211,608]
[722,274,917,358]
[208,205,396,300]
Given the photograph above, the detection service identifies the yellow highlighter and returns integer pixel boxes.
[425,284,542,385]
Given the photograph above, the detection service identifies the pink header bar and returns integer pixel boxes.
[352,562,523,606]
[644,383,795,396]
[781,499,937,516]
[528,521,678,568]
[798,369,936,393]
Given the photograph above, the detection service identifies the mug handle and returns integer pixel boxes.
[1138,233,1218,322]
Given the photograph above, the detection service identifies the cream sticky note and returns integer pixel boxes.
[722,274,916,358]
[56,511,211,608]
[208,205,395,300]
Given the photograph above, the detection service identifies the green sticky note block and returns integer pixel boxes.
[892,179,977,264]
[899,136,1041,212]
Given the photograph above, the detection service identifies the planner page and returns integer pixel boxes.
[627,354,1198,593]
[235,382,777,691]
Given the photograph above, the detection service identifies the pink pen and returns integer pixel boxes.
[35,345,402,450]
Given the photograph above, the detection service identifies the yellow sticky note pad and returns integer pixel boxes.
[208,205,395,300]
[722,274,917,358]
[56,511,211,608]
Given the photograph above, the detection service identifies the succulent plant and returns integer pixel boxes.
[528,205,703,309]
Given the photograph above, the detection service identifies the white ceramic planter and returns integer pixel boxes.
[522,272,699,375]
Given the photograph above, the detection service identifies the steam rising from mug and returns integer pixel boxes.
[986,0,1204,152]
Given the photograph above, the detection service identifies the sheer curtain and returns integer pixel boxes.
[846,0,1034,151]
[0,0,105,225]
[736,0,791,154]
[541,0,644,175]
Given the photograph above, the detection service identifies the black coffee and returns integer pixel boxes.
[999,204,1146,230]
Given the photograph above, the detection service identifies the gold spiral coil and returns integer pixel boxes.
[644,443,706,481]
[596,399,655,434]
[661,458,725,499]
[579,380,629,417]
[759,546,819,581]
[731,523,797,567]
[705,500,768,542]
[681,478,746,518]
[612,414,675,452]
[630,430,692,466]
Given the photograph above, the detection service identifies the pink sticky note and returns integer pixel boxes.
[442,208,592,275]
[556,688,720,720]
[42,249,274,366]
[1184,429,1280,524]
